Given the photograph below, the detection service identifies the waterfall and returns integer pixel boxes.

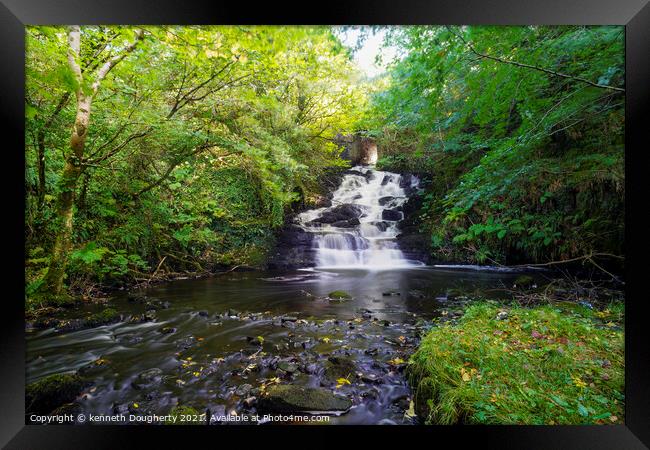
[296,165,423,269]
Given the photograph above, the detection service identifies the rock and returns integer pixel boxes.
[127,294,147,303]
[408,290,427,299]
[378,196,395,206]
[86,308,120,327]
[235,383,253,397]
[496,311,509,320]
[175,336,196,349]
[132,368,163,389]
[243,397,257,408]
[312,204,363,224]
[26,372,85,415]
[281,316,298,322]
[514,275,535,289]
[373,221,390,231]
[166,405,201,425]
[79,358,110,376]
[361,373,380,383]
[328,290,352,300]
[323,356,357,384]
[258,385,352,414]
[382,209,403,221]
[160,326,176,334]
[331,218,360,228]
[277,361,298,373]
[198,310,209,317]
[382,291,401,296]
[227,309,239,317]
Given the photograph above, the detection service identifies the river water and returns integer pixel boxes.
[26,166,535,425]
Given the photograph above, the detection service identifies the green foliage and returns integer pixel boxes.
[408,301,624,424]
[365,26,624,264]
[25,26,367,293]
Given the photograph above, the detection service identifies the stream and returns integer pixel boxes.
[26,166,537,425]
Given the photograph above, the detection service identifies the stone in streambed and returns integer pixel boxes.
[323,356,357,384]
[258,385,352,414]
[132,368,163,389]
[26,372,85,415]
[328,290,352,300]
[382,209,402,221]
[378,196,395,206]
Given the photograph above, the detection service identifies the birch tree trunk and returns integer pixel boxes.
[41,26,143,296]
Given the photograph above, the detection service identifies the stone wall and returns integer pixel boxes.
[336,133,378,165]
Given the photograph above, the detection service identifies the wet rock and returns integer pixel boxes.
[227,309,239,318]
[382,291,401,297]
[281,316,298,323]
[243,397,257,409]
[331,218,360,228]
[175,336,197,350]
[408,290,427,299]
[26,372,85,415]
[514,275,535,289]
[79,358,110,376]
[198,310,209,317]
[328,290,352,300]
[278,361,298,373]
[127,294,147,303]
[246,336,264,346]
[132,368,163,389]
[160,326,176,334]
[323,356,357,384]
[382,209,402,221]
[86,308,120,327]
[378,196,396,206]
[361,373,380,383]
[258,385,352,414]
[235,383,253,397]
[312,204,363,224]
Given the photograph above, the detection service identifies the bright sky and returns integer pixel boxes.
[335,27,399,78]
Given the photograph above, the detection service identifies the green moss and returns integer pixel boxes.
[165,405,202,425]
[514,275,535,289]
[408,301,624,425]
[87,308,119,326]
[26,372,84,415]
[328,290,352,299]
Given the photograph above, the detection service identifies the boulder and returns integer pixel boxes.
[26,372,85,415]
[258,385,352,414]
[382,209,402,221]
[323,356,357,384]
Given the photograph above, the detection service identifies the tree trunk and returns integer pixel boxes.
[41,160,80,295]
[41,94,91,296]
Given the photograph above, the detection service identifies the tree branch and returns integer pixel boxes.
[447,26,625,93]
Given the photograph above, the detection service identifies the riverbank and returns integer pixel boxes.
[408,299,624,425]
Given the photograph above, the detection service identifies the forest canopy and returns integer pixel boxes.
[25,25,367,301]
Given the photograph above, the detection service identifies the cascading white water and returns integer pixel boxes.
[296,165,423,269]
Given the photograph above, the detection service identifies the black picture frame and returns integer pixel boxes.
[2,0,648,447]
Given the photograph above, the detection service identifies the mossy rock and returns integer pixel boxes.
[328,290,352,300]
[87,308,120,327]
[26,372,85,415]
[165,405,202,425]
[323,356,357,384]
[514,275,535,289]
[258,385,352,414]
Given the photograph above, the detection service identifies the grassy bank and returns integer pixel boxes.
[408,301,624,425]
